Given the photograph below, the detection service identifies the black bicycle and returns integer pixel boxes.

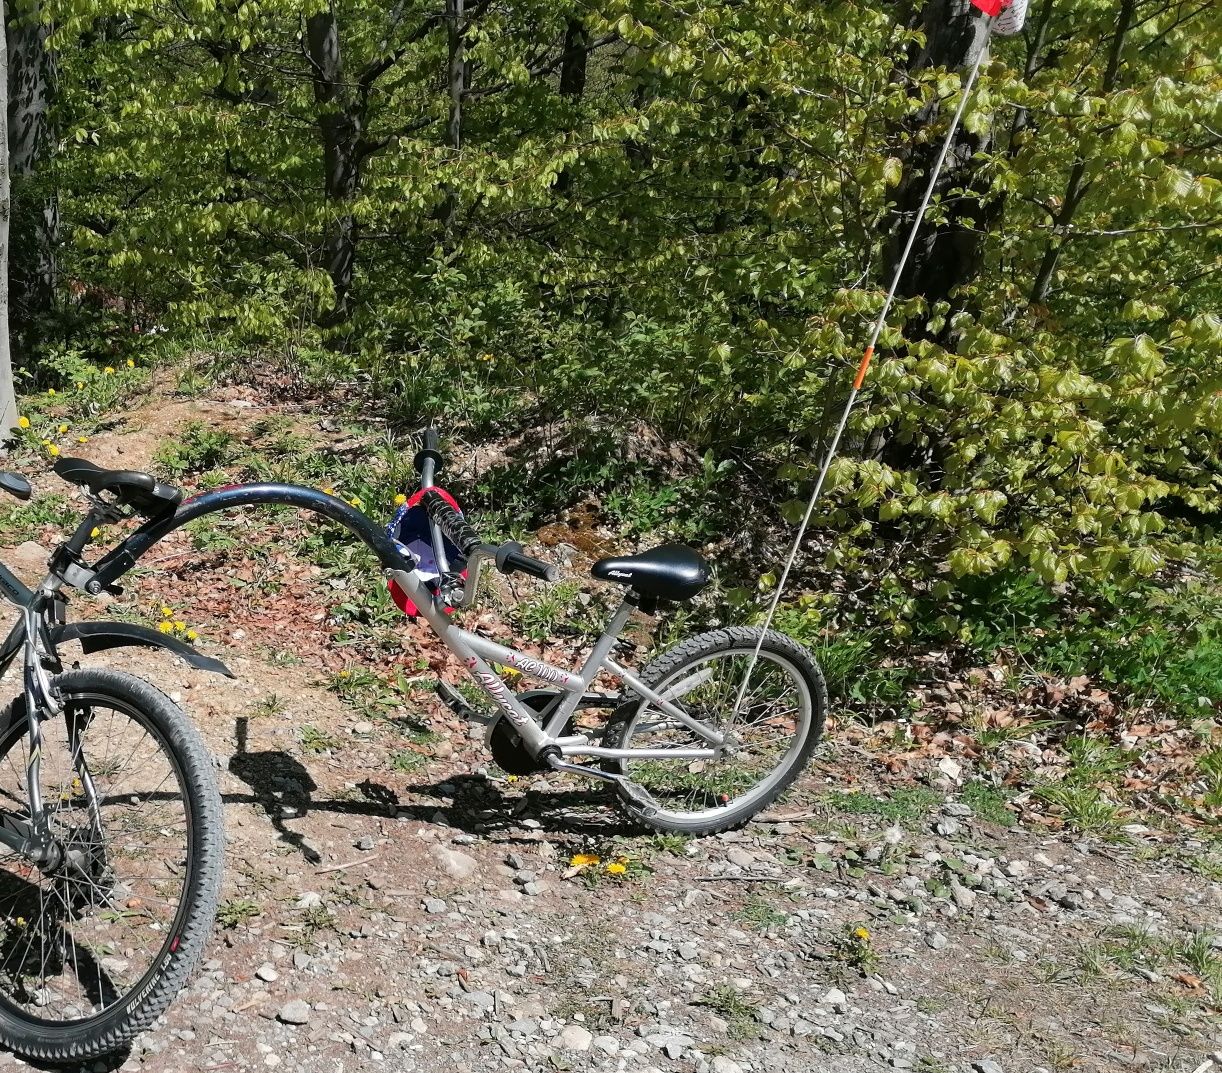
[0,462,226,1062]
[0,453,432,1059]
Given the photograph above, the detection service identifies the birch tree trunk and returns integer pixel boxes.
[0,0,16,439]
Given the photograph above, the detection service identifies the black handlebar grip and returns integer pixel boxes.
[495,541,560,583]
[422,489,481,557]
[414,428,444,475]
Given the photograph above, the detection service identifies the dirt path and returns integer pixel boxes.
[0,375,1218,1073]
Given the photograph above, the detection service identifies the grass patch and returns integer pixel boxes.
[0,494,77,540]
[734,893,789,931]
[826,787,943,826]
[217,897,261,928]
[696,983,760,1041]
[960,781,1016,827]
[300,725,342,755]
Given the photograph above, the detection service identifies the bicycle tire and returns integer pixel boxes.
[0,669,223,1062]
[603,627,826,835]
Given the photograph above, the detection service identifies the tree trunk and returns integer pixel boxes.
[888,0,994,317]
[0,0,16,438]
[1029,0,1136,305]
[7,0,55,356]
[306,9,362,323]
[558,18,589,99]
[441,0,464,229]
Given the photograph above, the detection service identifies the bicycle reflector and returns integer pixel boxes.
[386,487,467,617]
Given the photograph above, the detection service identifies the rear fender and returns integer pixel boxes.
[51,621,236,678]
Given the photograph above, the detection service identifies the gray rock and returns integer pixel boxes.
[973,1062,1004,1073]
[277,999,311,1025]
[727,848,755,868]
[557,1025,593,1051]
[424,898,447,914]
[593,1035,620,1055]
[431,845,479,882]
[925,931,949,951]
[711,1059,744,1073]
[255,962,279,983]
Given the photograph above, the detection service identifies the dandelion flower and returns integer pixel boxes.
[126,359,135,368]
[349,496,363,509]
[161,606,173,617]
[157,621,173,634]
[47,388,56,396]
[46,445,60,457]
[323,487,335,496]
[77,436,89,443]
[90,527,101,538]
[185,630,198,642]
[570,853,600,868]
[58,423,68,434]
[854,926,871,942]
[16,416,29,429]
[75,382,84,389]
[173,620,186,631]
[605,861,627,875]
[393,493,407,506]
[104,367,115,375]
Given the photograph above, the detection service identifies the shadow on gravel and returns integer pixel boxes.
[226,718,633,861]
[15,1049,130,1073]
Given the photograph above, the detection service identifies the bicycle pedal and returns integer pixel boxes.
[616,780,659,816]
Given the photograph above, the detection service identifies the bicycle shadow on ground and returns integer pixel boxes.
[225,718,630,860]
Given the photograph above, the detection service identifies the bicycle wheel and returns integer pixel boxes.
[603,627,826,834]
[0,669,223,1062]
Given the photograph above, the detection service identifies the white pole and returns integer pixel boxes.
[731,42,991,717]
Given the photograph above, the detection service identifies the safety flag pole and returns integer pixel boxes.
[730,5,1020,718]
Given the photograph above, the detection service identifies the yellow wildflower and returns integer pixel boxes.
[854,926,871,942]
[58,424,68,434]
[46,445,60,457]
[569,853,600,868]
[126,359,135,368]
[77,437,89,444]
[393,493,407,506]
[323,487,335,496]
[75,382,84,389]
[104,367,115,375]
[349,497,363,509]
[90,527,101,538]
[16,416,29,429]
[47,388,56,396]
[505,774,519,783]
[185,630,198,642]
[173,620,186,631]
[605,861,628,875]
[157,621,173,634]
[160,605,173,617]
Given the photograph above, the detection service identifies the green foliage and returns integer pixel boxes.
[16,0,1222,728]
[826,787,943,825]
[155,422,236,477]
[0,494,77,541]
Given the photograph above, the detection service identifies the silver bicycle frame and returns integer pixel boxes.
[384,566,726,762]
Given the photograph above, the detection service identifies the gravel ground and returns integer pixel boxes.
[0,647,1215,1073]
